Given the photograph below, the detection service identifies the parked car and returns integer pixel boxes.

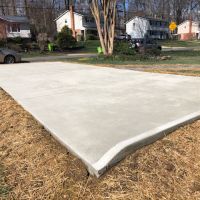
[115,34,132,41]
[131,38,162,54]
[0,48,21,64]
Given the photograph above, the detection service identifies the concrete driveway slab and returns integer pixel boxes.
[0,62,200,177]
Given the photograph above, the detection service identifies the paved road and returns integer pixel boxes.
[23,53,97,62]
[0,62,200,177]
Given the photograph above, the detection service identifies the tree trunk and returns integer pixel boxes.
[91,0,117,56]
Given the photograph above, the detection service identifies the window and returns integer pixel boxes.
[85,17,95,23]
[7,24,20,33]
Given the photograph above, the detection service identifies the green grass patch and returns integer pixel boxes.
[160,40,200,47]
[0,164,11,198]
[78,40,100,53]
[62,50,200,66]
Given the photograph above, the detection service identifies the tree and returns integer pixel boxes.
[56,25,76,50]
[64,0,69,10]
[90,0,117,56]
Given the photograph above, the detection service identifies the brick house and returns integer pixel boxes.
[0,16,31,40]
[177,20,200,40]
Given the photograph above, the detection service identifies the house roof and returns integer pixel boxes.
[178,20,199,27]
[55,10,84,21]
[0,16,29,23]
[126,16,169,24]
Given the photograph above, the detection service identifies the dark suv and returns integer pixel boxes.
[131,38,162,54]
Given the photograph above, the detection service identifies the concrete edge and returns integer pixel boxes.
[0,87,94,175]
[2,86,200,178]
[91,111,200,177]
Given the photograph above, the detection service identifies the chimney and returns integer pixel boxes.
[70,5,76,38]
[189,19,192,34]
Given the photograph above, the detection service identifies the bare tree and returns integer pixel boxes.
[90,0,117,56]
[64,0,70,10]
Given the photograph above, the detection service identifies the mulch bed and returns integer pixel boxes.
[1,87,200,200]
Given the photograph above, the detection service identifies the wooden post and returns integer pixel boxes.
[70,5,76,38]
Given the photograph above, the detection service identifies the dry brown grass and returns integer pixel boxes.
[103,65,200,77]
[1,82,200,200]
[79,62,200,77]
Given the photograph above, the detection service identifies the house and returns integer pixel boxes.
[55,10,125,40]
[55,10,98,40]
[126,16,170,39]
[0,16,31,39]
[177,20,200,40]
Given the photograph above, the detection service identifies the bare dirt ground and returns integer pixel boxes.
[1,67,200,199]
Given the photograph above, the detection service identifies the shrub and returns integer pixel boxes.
[7,37,22,44]
[29,42,40,51]
[7,43,22,52]
[114,41,135,56]
[56,26,76,50]
[77,34,83,42]
[0,39,6,47]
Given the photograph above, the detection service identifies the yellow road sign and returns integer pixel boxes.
[169,22,177,31]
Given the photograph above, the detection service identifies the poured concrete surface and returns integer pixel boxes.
[0,62,200,177]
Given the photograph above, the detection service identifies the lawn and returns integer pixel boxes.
[61,50,200,67]
[1,67,200,199]
[160,39,200,47]
[81,39,200,50]
[78,39,200,53]
[20,39,200,59]
[78,40,100,53]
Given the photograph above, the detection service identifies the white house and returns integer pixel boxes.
[177,20,200,40]
[126,16,169,39]
[55,10,126,40]
[0,16,31,39]
[55,10,98,40]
